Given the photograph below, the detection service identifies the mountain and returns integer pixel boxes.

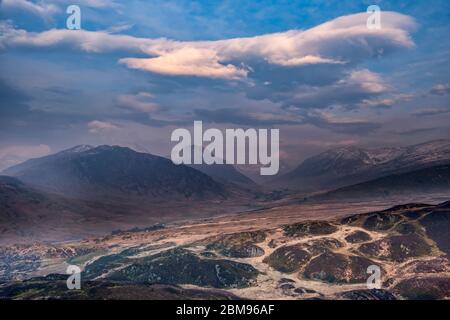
[0,175,48,228]
[184,145,256,187]
[0,175,162,243]
[0,145,270,243]
[273,140,450,191]
[2,145,229,201]
[0,172,258,244]
[0,175,83,243]
[189,163,256,187]
[310,164,450,201]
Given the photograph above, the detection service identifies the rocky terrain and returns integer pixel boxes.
[1,200,449,300]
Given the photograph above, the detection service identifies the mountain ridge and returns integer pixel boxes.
[273,139,450,191]
[307,164,450,201]
[2,145,230,201]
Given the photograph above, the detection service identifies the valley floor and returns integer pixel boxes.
[1,194,449,300]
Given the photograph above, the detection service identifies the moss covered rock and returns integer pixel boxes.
[345,231,371,243]
[108,248,259,289]
[303,251,379,284]
[263,244,311,273]
[204,231,266,258]
[358,234,433,262]
[393,277,450,300]
[283,221,337,237]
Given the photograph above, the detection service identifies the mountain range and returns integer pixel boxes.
[273,140,450,191]
[2,145,231,201]
[310,164,450,201]
[1,140,450,243]
[0,145,263,243]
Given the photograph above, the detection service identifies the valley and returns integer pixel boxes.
[0,141,449,300]
[0,197,449,300]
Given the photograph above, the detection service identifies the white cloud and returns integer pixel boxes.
[360,93,415,109]
[120,47,249,80]
[430,83,450,95]
[116,92,160,113]
[304,110,381,134]
[344,69,389,94]
[73,0,117,8]
[412,108,450,117]
[0,11,419,118]
[0,0,60,21]
[0,12,416,80]
[88,120,119,133]
[280,69,390,110]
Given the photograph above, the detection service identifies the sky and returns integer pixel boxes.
[0,0,449,173]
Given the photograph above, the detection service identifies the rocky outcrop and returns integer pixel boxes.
[303,252,380,284]
[283,221,338,237]
[263,245,311,273]
[358,234,433,262]
[107,248,259,289]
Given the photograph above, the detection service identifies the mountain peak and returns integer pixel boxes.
[3,144,229,201]
[60,145,94,154]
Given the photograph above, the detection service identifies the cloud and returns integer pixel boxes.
[430,83,450,96]
[0,144,51,171]
[268,55,345,67]
[192,106,380,134]
[0,10,420,135]
[0,78,94,138]
[0,11,416,80]
[119,11,415,79]
[0,19,155,52]
[193,108,302,126]
[360,93,415,109]
[412,108,450,117]
[87,120,119,133]
[392,127,437,135]
[304,111,381,134]
[281,69,390,110]
[120,47,249,80]
[116,92,160,113]
[0,0,59,21]
[73,0,118,8]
